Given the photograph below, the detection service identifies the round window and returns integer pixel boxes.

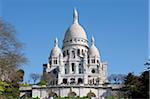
[91,69,95,73]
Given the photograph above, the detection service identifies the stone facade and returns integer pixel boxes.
[31,85,111,99]
[31,9,109,98]
[43,8,108,87]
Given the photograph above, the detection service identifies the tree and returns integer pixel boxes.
[13,69,25,83]
[0,69,25,98]
[40,72,54,85]
[108,74,126,84]
[0,19,27,98]
[122,71,149,99]
[0,19,27,82]
[138,71,149,98]
[30,73,40,84]
[144,59,150,70]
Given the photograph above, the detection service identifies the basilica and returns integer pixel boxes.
[22,9,116,98]
[44,9,107,86]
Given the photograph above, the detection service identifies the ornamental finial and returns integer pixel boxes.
[91,36,95,46]
[54,37,58,47]
[73,8,78,24]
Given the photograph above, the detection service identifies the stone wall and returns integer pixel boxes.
[31,85,110,98]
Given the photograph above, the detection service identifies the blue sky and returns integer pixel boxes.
[0,0,148,83]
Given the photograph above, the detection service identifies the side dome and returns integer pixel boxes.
[50,46,62,57]
[50,38,62,58]
[88,45,100,57]
[88,37,100,57]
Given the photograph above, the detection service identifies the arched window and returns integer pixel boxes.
[70,78,75,84]
[97,60,99,63]
[72,63,75,72]
[63,78,67,84]
[82,49,84,55]
[54,60,57,64]
[72,51,75,58]
[65,68,67,74]
[67,50,69,55]
[79,64,83,74]
[77,49,80,55]
[91,59,95,63]
[78,78,83,84]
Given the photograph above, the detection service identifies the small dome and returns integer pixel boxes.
[50,38,62,57]
[50,46,62,57]
[88,37,100,57]
[88,45,100,57]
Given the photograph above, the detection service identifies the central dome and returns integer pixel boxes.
[64,23,87,40]
[63,9,88,48]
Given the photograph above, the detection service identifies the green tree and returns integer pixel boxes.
[30,73,40,84]
[122,71,149,99]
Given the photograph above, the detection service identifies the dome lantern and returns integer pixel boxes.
[73,8,78,24]
[91,36,95,46]
[54,38,58,47]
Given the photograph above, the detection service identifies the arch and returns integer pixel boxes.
[97,60,99,63]
[82,49,84,55]
[70,78,75,84]
[71,63,75,72]
[78,78,83,84]
[68,91,77,97]
[87,91,96,97]
[63,78,67,84]
[49,92,57,97]
[77,49,80,55]
[67,50,69,55]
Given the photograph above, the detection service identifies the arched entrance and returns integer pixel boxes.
[68,91,77,97]
[78,78,83,84]
[87,91,96,97]
[48,92,57,97]
[63,78,67,84]
[70,78,75,84]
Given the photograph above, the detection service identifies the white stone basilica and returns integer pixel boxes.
[27,9,112,98]
[43,9,108,86]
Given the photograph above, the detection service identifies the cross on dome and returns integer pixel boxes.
[54,37,58,47]
[73,8,78,24]
[91,36,95,46]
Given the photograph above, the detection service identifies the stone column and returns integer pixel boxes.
[76,63,79,74]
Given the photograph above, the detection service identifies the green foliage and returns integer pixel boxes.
[20,83,31,87]
[32,96,40,99]
[53,97,90,99]
[105,96,124,99]
[0,81,9,95]
[15,69,25,82]
[122,71,149,99]
[37,79,46,86]
[0,69,25,98]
